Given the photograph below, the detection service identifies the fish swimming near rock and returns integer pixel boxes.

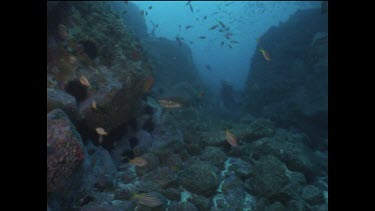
[96,127,108,144]
[259,48,271,61]
[91,100,97,110]
[198,36,206,39]
[132,193,164,207]
[129,157,148,167]
[96,127,107,136]
[186,25,193,30]
[225,129,238,147]
[158,99,183,108]
[80,76,91,87]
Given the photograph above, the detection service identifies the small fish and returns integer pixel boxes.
[143,76,154,92]
[185,1,191,6]
[189,3,194,13]
[145,11,148,16]
[209,25,219,30]
[203,16,207,20]
[228,44,232,48]
[205,64,211,70]
[189,41,194,44]
[91,100,97,110]
[219,29,224,32]
[186,25,192,30]
[132,193,164,207]
[140,10,144,16]
[158,99,183,108]
[80,76,91,87]
[221,41,225,46]
[225,27,230,31]
[122,10,127,14]
[129,157,148,167]
[224,32,232,38]
[148,5,152,10]
[230,40,239,44]
[156,24,158,28]
[259,48,271,61]
[225,129,238,147]
[96,127,108,136]
[218,21,226,28]
[198,36,206,39]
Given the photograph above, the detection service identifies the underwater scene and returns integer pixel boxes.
[47,1,328,210]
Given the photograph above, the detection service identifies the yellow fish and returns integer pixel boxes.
[96,127,107,136]
[225,129,238,147]
[157,99,182,108]
[129,157,148,167]
[259,48,271,61]
[80,76,91,87]
[91,100,97,110]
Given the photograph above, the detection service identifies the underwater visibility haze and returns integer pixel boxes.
[47,1,328,210]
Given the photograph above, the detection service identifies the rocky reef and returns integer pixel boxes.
[47,3,327,211]
[243,9,328,150]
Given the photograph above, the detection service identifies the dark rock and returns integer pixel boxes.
[248,155,303,204]
[243,9,328,148]
[47,88,77,118]
[221,176,244,194]
[267,202,287,211]
[249,129,322,182]
[168,201,199,211]
[302,185,324,205]
[47,109,84,193]
[179,162,220,197]
[200,146,227,169]
[141,167,178,189]
[241,118,275,142]
[160,188,181,201]
[228,158,254,180]
[189,193,210,211]
[287,200,308,211]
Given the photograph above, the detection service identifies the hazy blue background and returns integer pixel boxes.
[127,1,320,93]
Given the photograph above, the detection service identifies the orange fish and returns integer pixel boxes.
[259,48,271,61]
[129,157,148,167]
[80,76,91,87]
[91,100,97,110]
[225,129,238,147]
[143,76,154,92]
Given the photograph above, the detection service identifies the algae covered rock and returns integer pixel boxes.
[179,162,220,197]
[47,109,84,193]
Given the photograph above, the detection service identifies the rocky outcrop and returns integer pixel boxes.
[243,9,328,149]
